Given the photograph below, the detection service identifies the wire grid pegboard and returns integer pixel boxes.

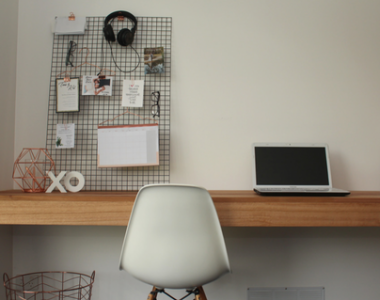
[46,16,171,190]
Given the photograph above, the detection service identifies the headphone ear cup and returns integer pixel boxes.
[103,24,116,42]
[117,28,135,46]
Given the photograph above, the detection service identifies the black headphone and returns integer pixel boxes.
[103,11,137,47]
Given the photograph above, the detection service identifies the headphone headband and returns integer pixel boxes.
[103,10,140,72]
[104,11,137,34]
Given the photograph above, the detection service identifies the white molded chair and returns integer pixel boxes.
[119,184,231,300]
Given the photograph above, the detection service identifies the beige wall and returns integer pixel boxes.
[12,226,380,300]
[14,0,380,191]
[0,1,18,299]
[0,0,17,190]
[6,1,380,300]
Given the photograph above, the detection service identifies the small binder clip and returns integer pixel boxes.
[68,12,75,21]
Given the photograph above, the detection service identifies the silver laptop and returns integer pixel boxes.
[252,143,350,196]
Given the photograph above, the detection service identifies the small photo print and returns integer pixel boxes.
[82,75,113,96]
[144,47,164,74]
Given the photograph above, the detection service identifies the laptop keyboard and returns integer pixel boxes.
[259,188,330,192]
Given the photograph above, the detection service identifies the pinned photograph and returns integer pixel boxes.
[82,75,113,96]
[144,47,164,74]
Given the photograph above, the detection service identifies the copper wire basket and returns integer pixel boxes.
[3,271,95,300]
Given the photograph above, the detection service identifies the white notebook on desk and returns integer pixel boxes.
[252,143,350,196]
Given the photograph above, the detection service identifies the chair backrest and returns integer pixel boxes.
[119,184,231,289]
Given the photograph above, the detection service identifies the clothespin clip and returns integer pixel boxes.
[130,76,135,87]
[63,121,68,130]
[117,12,124,21]
[97,68,106,79]
[68,12,75,21]
[64,72,71,82]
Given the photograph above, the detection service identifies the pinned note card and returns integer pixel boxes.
[56,123,75,149]
[56,78,80,112]
[122,79,144,107]
[54,16,87,35]
[97,124,159,167]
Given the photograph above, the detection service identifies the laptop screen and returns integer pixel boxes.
[253,145,330,186]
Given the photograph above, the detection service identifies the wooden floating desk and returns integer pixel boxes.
[0,190,379,227]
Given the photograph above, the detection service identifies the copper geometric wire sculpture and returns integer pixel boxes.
[3,271,95,300]
[12,148,56,193]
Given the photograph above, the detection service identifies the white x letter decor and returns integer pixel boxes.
[46,171,67,193]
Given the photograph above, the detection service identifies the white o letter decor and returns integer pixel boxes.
[63,171,85,193]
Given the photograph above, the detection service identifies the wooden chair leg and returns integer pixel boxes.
[148,286,206,300]
[195,286,207,300]
[147,286,158,300]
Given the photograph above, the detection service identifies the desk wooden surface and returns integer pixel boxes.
[0,190,379,227]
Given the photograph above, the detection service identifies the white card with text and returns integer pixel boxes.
[56,123,75,149]
[122,80,144,107]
